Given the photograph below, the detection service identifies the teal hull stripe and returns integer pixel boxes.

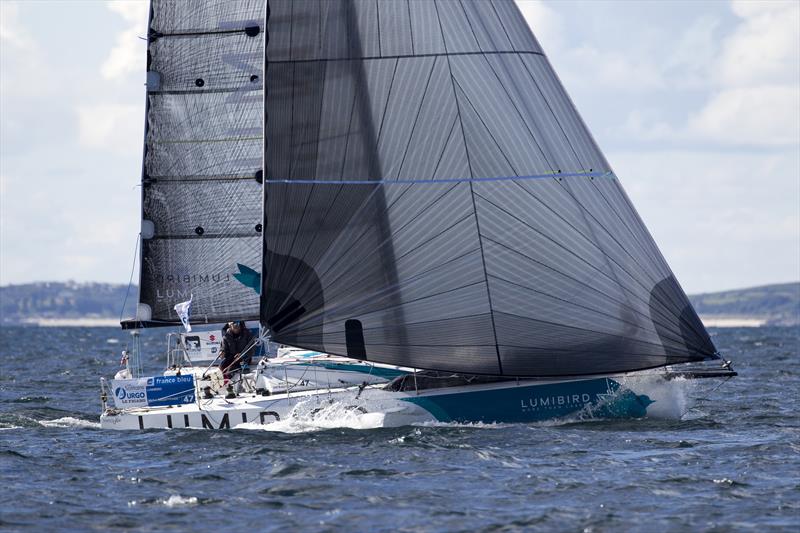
[403,378,653,423]
[293,361,408,380]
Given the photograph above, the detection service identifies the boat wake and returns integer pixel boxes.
[235,397,409,433]
[39,417,102,429]
[0,411,101,430]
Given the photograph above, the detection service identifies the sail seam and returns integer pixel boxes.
[150,234,259,240]
[264,171,608,184]
[286,309,490,336]
[587,180,711,343]
[540,178,711,348]
[430,114,460,179]
[395,57,438,180]
[451,76,518,174]
[488,1,517,53]
[264,50,544,65]
[287,280,488,334]
[406,0,415,55]
[513,55,647,333]
[149,87,262,96]
[506,183,700,340]
[150,137,262,144]
[476,198,709,354]
[147,176,261,183]
[433,0,503,375]
[511,56,659,349]
[519,58,584,168]
[503,178,704,341]
[275,17,331,300]
[478,54,555,171]
[337,73,360,180]
[301,186,467,298]
[486,272,686,347]
[151,28,258,39]
[375,59,400,147]
[490,309,693,354]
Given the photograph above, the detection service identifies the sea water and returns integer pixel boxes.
[0,326,798,531]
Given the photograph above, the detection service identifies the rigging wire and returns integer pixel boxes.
[120,233,141,323]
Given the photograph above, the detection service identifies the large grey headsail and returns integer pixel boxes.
[259,0,717,377]
[124,0,266,328]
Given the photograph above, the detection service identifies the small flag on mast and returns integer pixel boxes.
[174,296,193,332]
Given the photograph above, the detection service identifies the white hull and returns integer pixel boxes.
[101,384,433,430]
[100,372,683,430]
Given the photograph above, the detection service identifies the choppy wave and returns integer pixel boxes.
[160,494,199,507]
[0,325,797,532]
[39,417,101,429]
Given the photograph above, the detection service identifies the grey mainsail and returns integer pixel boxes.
[125,0,266,327]
[259,0,716,376]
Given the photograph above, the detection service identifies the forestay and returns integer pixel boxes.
[125,0,266,328]
[259,0,717,377]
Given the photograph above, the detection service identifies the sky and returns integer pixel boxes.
[0,0,798,294]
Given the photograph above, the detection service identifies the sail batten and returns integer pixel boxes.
[258,0,715,376]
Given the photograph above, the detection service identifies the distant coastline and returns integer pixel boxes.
[698,316,769,328]
[689,282,799,327]
[19,317,123,327]
[1,280,798,327]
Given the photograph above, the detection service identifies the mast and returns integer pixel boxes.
[122,0,155,330]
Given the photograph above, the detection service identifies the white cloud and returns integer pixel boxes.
[687,86,800,146]
[101,1,148,81]
[0,3,52,99]
[663,16,721,89]
[0,3,33,50]
[76,103,143,154]
[566,45,665,91]
[689,0,799,145]
[517,1,665,91]
[614,149,800,293]
[613,0,800,148]
[718,0,800,87]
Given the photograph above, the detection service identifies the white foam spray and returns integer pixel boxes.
[235,398,388,433]
[39,417,101,429]
[160,494,198,507]
[618,373,697,419]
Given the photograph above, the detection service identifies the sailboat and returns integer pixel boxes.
[100,0,735,430]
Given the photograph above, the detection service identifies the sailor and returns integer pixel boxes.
[219,321,255,397]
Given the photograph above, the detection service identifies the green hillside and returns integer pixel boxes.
[688,282,799,326]
[0,282,133,324]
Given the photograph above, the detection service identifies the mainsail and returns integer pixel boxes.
[259,0,717,376]
[125,0,266,327]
